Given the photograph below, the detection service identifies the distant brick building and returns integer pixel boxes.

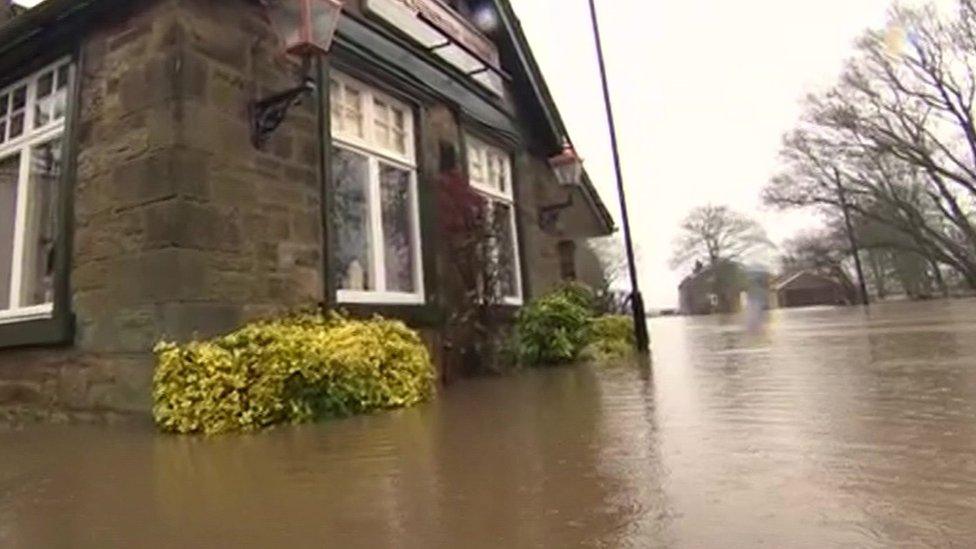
[773,271,847,309]
[0,0,613,414]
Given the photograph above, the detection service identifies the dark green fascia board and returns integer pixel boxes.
[334,13,520,139]
[0,0,106,71]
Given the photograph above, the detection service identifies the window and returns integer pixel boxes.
[0,59,72,325]
[558,240,577,281]
[331,73,424,304]
[466,135,522,304]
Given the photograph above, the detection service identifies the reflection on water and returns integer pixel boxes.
[2,299,976,547]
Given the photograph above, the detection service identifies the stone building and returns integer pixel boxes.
[677,261,746,316]
[0,0,614,414]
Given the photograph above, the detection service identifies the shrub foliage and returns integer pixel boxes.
[515,284,639,366]
[153,313,435,435]
[582,315,636,362]
[515,284,596,366]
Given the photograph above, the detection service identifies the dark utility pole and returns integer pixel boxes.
[835,170,869,306]
[587,0,650,353]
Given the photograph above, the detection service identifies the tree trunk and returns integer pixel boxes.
[930,259,950,298]
[867,251,888,300]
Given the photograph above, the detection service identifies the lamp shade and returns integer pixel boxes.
[265,0,343,57]
[548,141,583,187]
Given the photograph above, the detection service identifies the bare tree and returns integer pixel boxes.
[764,1,976,288]
[670,205,772,270]
[587,234,629,289]
[583,235,635,314]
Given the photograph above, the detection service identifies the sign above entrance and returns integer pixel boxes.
[363,0,505,96]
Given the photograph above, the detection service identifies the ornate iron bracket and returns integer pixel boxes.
[538,192,574,232]
[249,77,317,149]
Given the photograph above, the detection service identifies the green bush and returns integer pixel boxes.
[152,313,435,435]
[581,315,636,362]
[555,281,599,311]
[515,285,595,366]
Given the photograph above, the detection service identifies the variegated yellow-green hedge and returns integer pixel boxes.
[152,313,435,435]
[581,315,636,362]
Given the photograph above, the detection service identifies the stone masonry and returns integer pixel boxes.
[0,0,605,416]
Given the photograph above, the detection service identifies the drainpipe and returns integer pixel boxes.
[315,55,335,310]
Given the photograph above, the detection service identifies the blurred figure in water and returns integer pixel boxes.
[741,268,772,333]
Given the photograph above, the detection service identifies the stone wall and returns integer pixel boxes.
[0,0,324,416]
[0,0,185,415]
[0,0,599,416]
[517,153,580,297]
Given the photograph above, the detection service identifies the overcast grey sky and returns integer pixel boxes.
[511,0,906,309]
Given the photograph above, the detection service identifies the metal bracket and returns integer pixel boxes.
[249,77,317,149]
[537,192,574,232]
[428,40,452,51]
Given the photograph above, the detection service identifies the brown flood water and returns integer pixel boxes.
[3,299,976,548]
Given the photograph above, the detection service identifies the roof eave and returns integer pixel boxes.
[492,0,616,235]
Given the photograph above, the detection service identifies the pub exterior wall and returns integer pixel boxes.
[0,0,604,416]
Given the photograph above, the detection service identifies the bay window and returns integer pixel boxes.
[466,135,522,305]
[330,73,425,304]
[0,59,72,325]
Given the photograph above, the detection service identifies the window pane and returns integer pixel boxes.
[0,94,8,117]
[37,72,54,99]
[332,148,373,291]
[343,86,363,138]
[392,110,407,154]
[380,164,415,293]
[468,146,484,184]
[487,154,499,190]
[0,154,20,311]
[497,155,509,193]
[34,101,50,128]
[493,203,519,299]
[11,86,26,111]
[329,80,342,132]
[9,113,24,139]
[57,64,70,91]
[19,140,61,307]
[52,90,67,122]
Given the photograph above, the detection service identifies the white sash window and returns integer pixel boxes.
[330,73,425,304]
[466,135,523,305]
[0,59,72,325]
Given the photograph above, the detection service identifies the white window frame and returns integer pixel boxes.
[465,135,523,306]
[331,72,425,305]
[0,58,73,326]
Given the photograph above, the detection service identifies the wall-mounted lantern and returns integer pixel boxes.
[539,139,583,230]
[548,140,584,187]
[250,0,344,148]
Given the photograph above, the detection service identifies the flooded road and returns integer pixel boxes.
[3,299,976,548]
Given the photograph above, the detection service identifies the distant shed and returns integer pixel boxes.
[774,271,847,308]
